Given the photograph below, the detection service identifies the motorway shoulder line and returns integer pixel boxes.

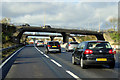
[0,47,24,69]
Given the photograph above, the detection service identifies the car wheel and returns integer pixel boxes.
[80,58,86,69]
[72,56,76,65]
[45,49,49,54]
[58,50,61,53]
[109,63,115,69]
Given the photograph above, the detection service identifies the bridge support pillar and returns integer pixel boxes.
[61,33,69,43]
[95,34,105,41]
[50,36,55,41]
[71,37,76,42]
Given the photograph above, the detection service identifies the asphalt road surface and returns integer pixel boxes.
[5,44,120,80]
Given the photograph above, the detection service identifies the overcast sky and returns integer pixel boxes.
[1,0,118,31]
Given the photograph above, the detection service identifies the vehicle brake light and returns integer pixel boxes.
[37,43,39,44]
[84,49,93,54]
[114,50,116,54]
[69,44,71,46]
[47,45,51,47]
[42,43,44,44]
[58,45,60,47]
[109,49,116,54]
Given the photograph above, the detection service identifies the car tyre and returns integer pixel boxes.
[58,50,61,53]
[109,62,115,69]
[45,49,49,54]
[72,56,77,65]
[80,58,86,69]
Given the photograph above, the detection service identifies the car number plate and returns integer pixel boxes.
[96,58,107,61]
[52,46,57,47]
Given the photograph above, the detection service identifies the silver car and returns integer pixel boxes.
[36,41,44,47]
[66,42,79,52]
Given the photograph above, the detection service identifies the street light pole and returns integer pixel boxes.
[99,15,101,32]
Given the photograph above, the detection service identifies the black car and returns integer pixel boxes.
[45,41,61,54]
[72,40,116,69]
[21,23,30,26]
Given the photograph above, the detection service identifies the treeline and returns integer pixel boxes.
[1,23,17,48]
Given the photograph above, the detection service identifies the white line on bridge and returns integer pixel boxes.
[0,47,24,69]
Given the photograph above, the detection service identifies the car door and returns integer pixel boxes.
[76,42,86,61]
[74,43,82,61]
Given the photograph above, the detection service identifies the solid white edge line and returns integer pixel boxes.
[66,70,80,79]
[50,59,62,67]
[0,47,24,69]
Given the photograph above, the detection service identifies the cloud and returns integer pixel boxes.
[2,2,118,30]
[2,0,119,2]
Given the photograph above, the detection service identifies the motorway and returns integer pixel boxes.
[5,44,120,80]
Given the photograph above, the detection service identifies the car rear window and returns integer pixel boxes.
[88,42,112,49]
[70,42,78,44]
[49,42,60,46]
[38,41,43,43]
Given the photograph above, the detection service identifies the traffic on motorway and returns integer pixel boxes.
[36,40,116,69]
[2,40,119,79]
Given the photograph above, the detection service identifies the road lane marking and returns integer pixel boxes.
[0,47,24,69]
[66,70,80,79]
[44,54,49,58]
[35,46,81,79]
[50,59,62,67]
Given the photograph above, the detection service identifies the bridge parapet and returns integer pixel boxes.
[12,26,105,44]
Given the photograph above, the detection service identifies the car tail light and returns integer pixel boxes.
[69,44,71,46]
[42,43,44,44]
[84,49,93,54]
[37,43,39,44]
[47,45,51,47]
[58,45,60,47]
[109,49,116,54]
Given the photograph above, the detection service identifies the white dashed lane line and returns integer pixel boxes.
[35,46,80,79]
[43,54,49,58]
[50,59,62,67]
[66,70,80,79]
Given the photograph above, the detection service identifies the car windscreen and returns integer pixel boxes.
[70,42,78,44]
[49,42,60,46]
[88,42,112,49]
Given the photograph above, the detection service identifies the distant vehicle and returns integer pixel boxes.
[21,23,30,26]
[43,25,51,29]
[45,41,61,54]
[66,42,79,52]
[72,40,116,69]
[36,41,44,47]
[29,40,34,44]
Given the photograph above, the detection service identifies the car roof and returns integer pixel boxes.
[81,40,109,43]
[38,41,44,42]
[48,41,58,42]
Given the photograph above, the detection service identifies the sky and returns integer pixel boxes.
[0,0,119,31]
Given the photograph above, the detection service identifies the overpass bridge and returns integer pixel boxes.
[24,34,77,43]
[13,26,105,44]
